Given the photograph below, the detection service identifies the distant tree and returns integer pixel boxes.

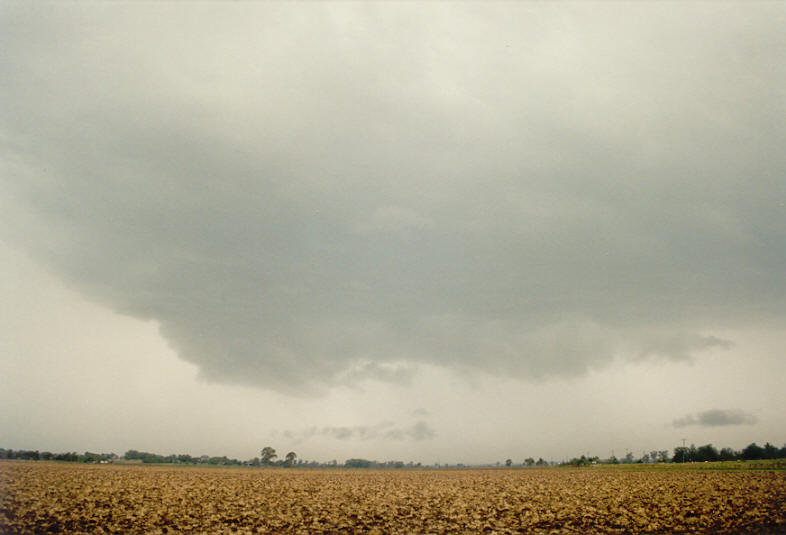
[763,443,778,459]
[673,446,689,463]
[284,451,297,467]
[696,444,719,462]
[261,446,277,466]
[19,450,40,461]
[536,457,547,466]
[505,459,512,467]
[719,448,738,461]
[741,443,765,461]
[524,457,535,467]
[345,458,373,468]
[141,452,165,464]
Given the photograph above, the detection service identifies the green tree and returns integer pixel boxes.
[673,446,689,463]
[284,451,297,467]
[741,443,764,460]
[261,446,277,465]
[524,457,535,467]
[696,444,719,462]
[763,443,778,459]
[719,447,737,461]
[345,458,373,468]
[505,459,512,467]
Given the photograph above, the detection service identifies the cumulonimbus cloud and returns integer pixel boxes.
[1,4,784,394]
[672,409,758,428]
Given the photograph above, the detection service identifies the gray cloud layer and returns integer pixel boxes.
[672,409,758,428]
[2,4,784,393]
[282,421,435,442]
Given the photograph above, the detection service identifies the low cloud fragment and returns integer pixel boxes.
[672,409,758,428]
[409,421,436,441]
[281,421,436,443]
[635,334,734,362]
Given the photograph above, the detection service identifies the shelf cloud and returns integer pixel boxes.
[2,3,784,395]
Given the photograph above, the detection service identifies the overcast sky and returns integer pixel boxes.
[2,2,784,464]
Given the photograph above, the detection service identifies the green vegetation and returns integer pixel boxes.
[2,440,785,469]
[0,449,117,463]
[671,442,785,463]
[556,442,786,469]
[588,458,786,471]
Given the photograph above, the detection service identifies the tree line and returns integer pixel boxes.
[0,447,410,469]
[0,446,420,469]
[2,440,784,467]
[557,442,786,467]
[0,449,118,463]
[670,442,784,463]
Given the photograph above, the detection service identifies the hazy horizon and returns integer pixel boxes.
[2,2,784,465]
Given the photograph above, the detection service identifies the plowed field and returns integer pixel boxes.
[1,461,784,534]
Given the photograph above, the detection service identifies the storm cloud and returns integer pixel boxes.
[672,409,758,428]
[2,3,784,394]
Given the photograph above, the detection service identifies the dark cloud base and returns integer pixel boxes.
[1,3,784,394]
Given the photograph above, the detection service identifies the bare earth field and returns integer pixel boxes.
[1,461,784,534]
